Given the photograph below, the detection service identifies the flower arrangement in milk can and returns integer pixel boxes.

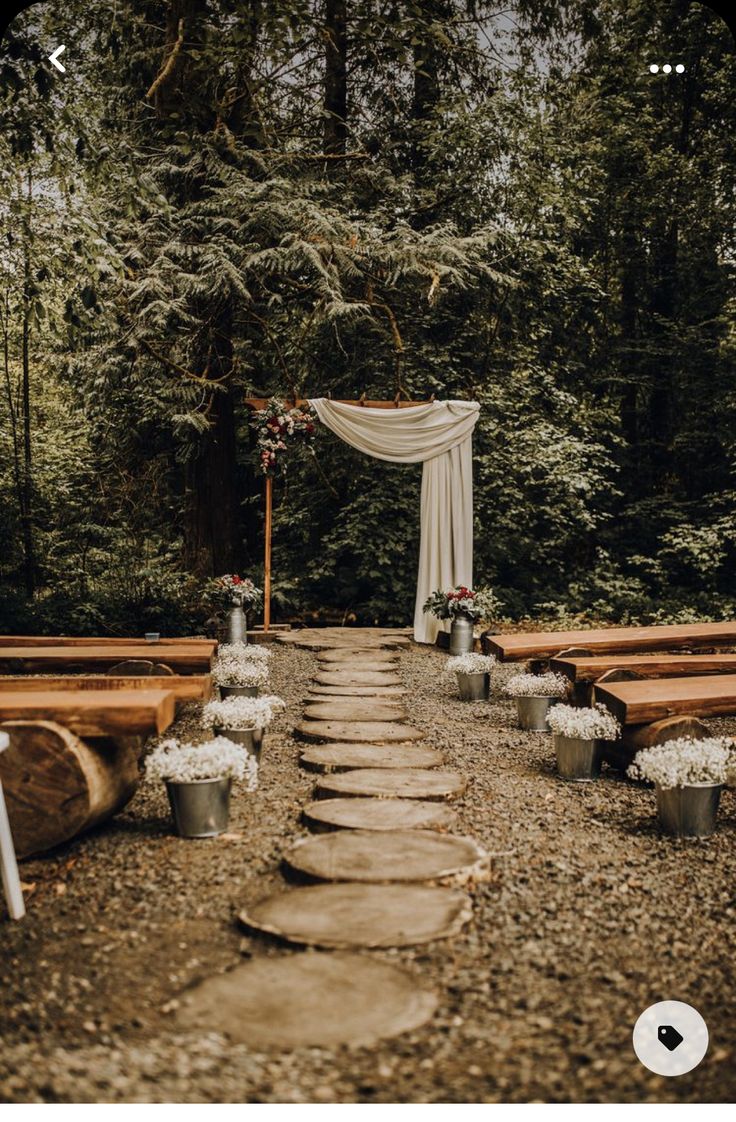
[251,398,317,476]
[423,585,497,622]
[204,575,263,611]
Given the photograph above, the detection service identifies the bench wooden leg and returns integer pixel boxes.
[0,781,25,920]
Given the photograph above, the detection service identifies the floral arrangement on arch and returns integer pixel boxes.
[252,398,317,476]
[423,585,497,622]
[205,575,263,611]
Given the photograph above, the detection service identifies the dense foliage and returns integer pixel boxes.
[1,0,734,634]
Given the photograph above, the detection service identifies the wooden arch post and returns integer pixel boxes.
[243,396,432,631]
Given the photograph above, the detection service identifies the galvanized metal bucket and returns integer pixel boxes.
[554,734,602,781]
[449,614,475,656]
[219,684,260,699]
[457,671,490,701]
[166,777,232,838]
[516,695,557,732]
[213,725,263,760]
[656,782,723,838]
[226,606,247,644]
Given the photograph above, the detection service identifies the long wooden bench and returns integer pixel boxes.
[0,636,217,651]
[484,621,736,662]
[594,673,736,725]
[0,645,213,674]
[0,689,176,736]
[551,653,736,684]
[0,674,212,702]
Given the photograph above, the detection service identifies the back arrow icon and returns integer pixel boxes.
[48,45,66,72]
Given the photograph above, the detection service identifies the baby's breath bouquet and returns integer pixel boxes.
[146,737,259,787]
[547,703,620,740]
[446,653,496,676]
[213,643,271,688]
[504,671,568,699]
[203,694,286,731]
[628,737,736,789]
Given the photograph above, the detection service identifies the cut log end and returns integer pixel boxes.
[0,720,140,859]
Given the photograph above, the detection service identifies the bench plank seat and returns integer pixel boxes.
[550,653,736,683]
[0,689,176,736]
[0,674,211,702]
[594,674,736,725]
[0,636,217,652]
[0,645,213,674]
[485,621,736,662]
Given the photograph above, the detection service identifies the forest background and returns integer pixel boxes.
[1,0,735,635]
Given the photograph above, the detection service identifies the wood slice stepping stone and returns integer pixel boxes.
[315,767,466,801]
[316,671,403,687]
[285,830,489,885]
[303,700,407,722]
[309,685,406,698]
[299,743,444,772]
[303,797,458,832]
[239,883,472,948]
[177,953,438,1049]
[319,649,400,664]
[278,628,410,651]
[297,720,426,743]
[317,659,398,673]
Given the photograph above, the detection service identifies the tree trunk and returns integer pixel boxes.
[323,0,348,155]
[20,166,35,597]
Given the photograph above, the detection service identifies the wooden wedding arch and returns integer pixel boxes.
[243,396,434,630]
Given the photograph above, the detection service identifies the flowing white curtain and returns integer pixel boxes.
[308,399,480,643]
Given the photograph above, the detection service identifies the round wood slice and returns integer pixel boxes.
[299,743,444,772]
[318,649,400,664]
[278,629,410,651]
[303,700,407,722]
[285,830,489,885]
[308,685,406,698]
[303,797,458,832]
[297,720,426,743]
[315,767,466,801]
[177,953,437,1049]
[317,659,399,673]
[239,883,472,948]
[315,671,403,687]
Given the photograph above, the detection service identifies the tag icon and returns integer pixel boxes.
[658,1024,684,1052]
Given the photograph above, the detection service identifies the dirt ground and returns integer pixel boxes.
[1,641,735,1103]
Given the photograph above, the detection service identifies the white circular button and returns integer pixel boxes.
[633,1001,708,1076]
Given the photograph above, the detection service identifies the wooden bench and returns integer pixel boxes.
[550,653,736,684]
[0,636,217,652]
[0,689,176,737]
[0,674,212,702]
[483,621,736,662]
[0,645,213,675]
[594,673,736,725]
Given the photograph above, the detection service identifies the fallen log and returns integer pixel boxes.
[602,716,712,772]
[0,720,140,859]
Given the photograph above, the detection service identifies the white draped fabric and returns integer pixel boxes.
[308,399,480,643]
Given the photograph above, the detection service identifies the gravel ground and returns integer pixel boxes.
[1,641,735,1103]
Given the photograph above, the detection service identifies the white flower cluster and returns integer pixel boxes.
[627,737,736,789]
[547,703,620,740]
[446,653,496,676]
[203,694,286,730]
[146,736,259,787]
[504,671,569,698]
[213,642,271,687]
